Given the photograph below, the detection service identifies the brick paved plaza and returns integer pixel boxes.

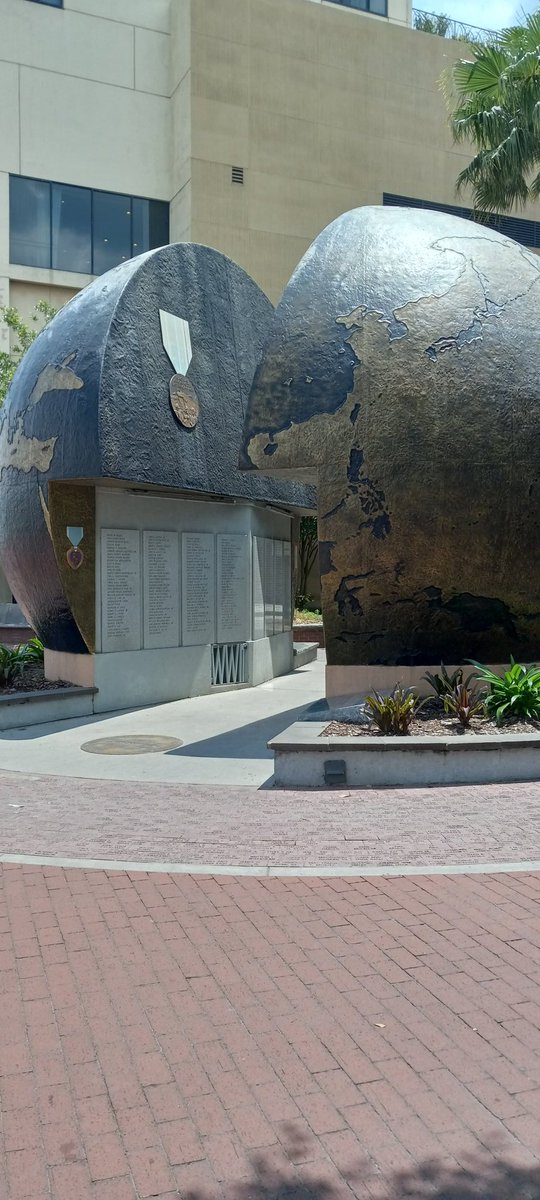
[2,859,540,1198]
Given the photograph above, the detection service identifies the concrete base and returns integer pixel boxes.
[247,632,293,687]
[326,663,510,702]
[46,633,294,715]
[269,720,540,788]
[0,686,96,731]
[293,642,318,668]
[45,650,95,689]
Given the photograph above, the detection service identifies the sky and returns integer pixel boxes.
[434,0,538,29]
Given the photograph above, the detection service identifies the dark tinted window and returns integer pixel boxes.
[52,183,92,273]
[148,200,170,249]
[9,176,170,273]
[131,198,150,255]
[93,192,131,274]
[10,176,50,268]
[326,0,388,11]
[28,0,63,6]
[383,192,540,249]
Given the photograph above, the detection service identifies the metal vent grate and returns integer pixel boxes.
[211,642,247,686]
[383,192,540,250]
[231,165,244,185]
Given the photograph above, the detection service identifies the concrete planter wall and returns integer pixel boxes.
[0,687,97,731]
[269,721,540,788]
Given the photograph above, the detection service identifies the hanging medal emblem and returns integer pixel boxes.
[159,310,199,429]
[66,526,84,570]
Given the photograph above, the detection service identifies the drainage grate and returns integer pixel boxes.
[211,642,247,686]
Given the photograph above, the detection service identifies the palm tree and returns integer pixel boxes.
[447,11,540,214]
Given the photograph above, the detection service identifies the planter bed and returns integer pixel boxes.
[269,720,540,788]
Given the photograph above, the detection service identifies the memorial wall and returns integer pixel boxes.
[96,489,292,659]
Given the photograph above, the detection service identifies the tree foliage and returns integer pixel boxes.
[0,301,57,405]
[414,11,451,36]
[446,11,540,213]
[296,515,318,607]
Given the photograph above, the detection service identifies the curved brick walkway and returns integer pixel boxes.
[1,770,540,869]
[1,864,540,1200]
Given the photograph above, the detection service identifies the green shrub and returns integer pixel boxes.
[443,682,485,727]
[365,685,421,736]
[0,638,44,685]
[470,659,540,723]
[22,636,44,666]
[0,645,25,685]
[423,664,475,699]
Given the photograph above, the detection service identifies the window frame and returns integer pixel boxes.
[325,0,388,14]
[9,174,170,275]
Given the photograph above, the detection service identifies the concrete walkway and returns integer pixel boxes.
[0,659,325,788]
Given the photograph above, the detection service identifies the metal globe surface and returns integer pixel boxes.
[241,205,540,667]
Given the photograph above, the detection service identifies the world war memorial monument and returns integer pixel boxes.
[1,205,539,712]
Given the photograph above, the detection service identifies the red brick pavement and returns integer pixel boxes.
[2,771,540,867]
[1,864,540,1198]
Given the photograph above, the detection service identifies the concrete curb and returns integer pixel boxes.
[269,720,540,787]
[2,852,540,878]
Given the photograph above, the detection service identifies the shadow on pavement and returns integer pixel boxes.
[165,703,309,760]
[179,1129,540,1199]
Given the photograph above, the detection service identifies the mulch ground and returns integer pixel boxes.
[324,700,540,738]
[0,668,73,696]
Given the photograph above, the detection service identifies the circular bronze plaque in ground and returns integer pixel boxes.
[169,374,199,428]
[80,735,183,756]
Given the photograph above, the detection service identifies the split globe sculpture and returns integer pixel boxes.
[0,243,312,710]
[241,206,540,696]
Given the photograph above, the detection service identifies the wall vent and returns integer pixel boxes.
[231,166,244,185]
[211,642,248,686]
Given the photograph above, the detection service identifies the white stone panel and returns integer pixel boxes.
[181,532,215,645]
[252,536,265,641]
[0,63,20,177]
[264,538,274,637]
[135,27,170,97]
[101,528,141,653]
[1,3,134,88]
[283,540,292,631]
[273,539,284,634]
[143,530,180,649]
[65,0,171,34]
[216,533,249,643]
[20,68,171,198]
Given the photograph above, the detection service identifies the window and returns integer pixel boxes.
[52,183,91,273]
[10,177,50,268]
[326,0,388,14]
[9,176,170,275]
[93,192,131,275]
[28,0,63,7]
[383,192,540,250]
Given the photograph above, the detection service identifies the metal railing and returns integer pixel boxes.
[412,8,497,43]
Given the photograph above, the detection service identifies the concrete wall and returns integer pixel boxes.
[0,0,173,318]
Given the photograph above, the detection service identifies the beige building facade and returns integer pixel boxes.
[4,0,540,331]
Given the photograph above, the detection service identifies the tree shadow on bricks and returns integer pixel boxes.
[178,1126,540,1200]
